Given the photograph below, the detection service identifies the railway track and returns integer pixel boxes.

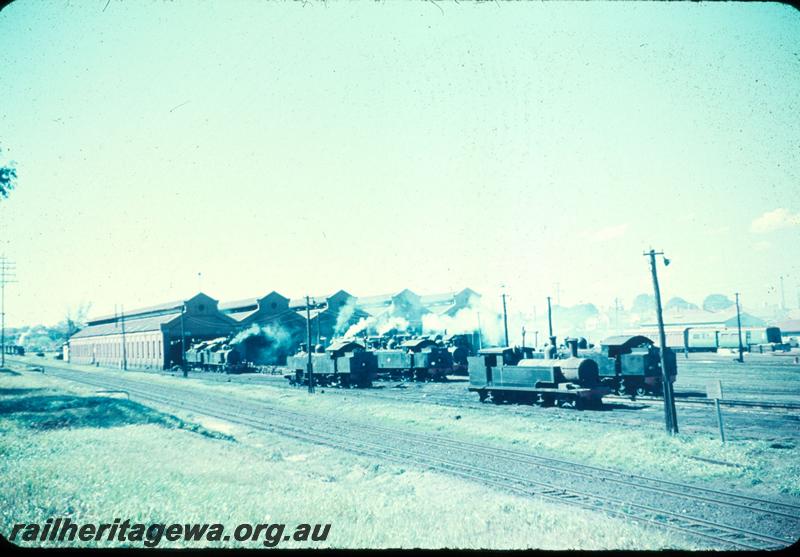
[604,394,800,411]
[11,360,799,550]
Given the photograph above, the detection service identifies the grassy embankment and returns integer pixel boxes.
[102,363,800,499]
[0,368,688,550]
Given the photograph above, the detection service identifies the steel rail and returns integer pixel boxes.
[11,358,800,514]
[47,371,786,551]
[18,363,797,550]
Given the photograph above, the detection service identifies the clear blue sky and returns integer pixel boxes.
[1,0,799,326]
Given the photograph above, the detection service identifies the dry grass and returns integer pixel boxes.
[0,370,693,549]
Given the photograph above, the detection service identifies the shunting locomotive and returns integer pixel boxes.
[286,340,376,388]
[467,346,608,409]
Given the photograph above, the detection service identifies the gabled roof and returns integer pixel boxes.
[226,308,260,322]
[419,292,457,306]
[219,298,259,312]
[88,292,217,325]
[71,313,180,340]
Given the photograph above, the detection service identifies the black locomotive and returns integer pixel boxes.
[285,340,376,388]
[467,346,607,409]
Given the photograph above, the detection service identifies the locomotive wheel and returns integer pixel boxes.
[558,398,576,409]
[478,390,489,403]
[634,385,647,398]
[540,395,555,407]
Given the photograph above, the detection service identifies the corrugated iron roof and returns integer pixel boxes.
[219,298,259,312]
[88,301,184,324]
[288,295,332,309]
[355,293,396,306]
[71,313,180,339]
[87,293,218,325]
[419,292,457,306]
[226,308,260,322]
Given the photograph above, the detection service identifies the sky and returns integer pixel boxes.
[0,0,799,327]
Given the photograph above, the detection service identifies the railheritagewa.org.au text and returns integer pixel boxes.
[8,518,331,547]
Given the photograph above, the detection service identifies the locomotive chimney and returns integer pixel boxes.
[568,338,578,357]
[548,336,558,359]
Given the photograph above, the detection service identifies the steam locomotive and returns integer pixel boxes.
[367,337,454,381]
[467,346,607,409]
[467,334,678,408]
[576,335,677,398]
[285,340,376,388]
[184,337,247,373]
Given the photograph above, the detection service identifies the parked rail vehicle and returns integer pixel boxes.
[2,344,25,356]
[371,338,454,381]
[184,337,246,373]
[467,346,608,409]
[577,335,677,398]
[286,340,376,388]
[443,333,479,373]
[639,326,784,353]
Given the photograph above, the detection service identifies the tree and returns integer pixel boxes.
[703,294,734,312]
[631,294,655,314]
[65,302,93,337]
[665,296,699,312]
[0,146,18,200]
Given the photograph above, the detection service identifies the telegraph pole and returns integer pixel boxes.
[735,292,744,363]
[546,296,556,359]
[120,306,128,371]
[501,292,509,346]
[779,275,786,312]
[521,326,526,349]
[644,249,679,435]
[179,303,186,374]
[476,311,483,350]
[305,295,314,393]
[0,256,17,367]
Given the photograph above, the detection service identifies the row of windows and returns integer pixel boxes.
[71,336,163,361]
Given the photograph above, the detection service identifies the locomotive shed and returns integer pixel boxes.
[6,357,800,550]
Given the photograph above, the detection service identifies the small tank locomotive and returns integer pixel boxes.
[286,339,376,388]
[577,335,677,398]
[184,337,245,373]
[371,337,454,381]
[467,346,608,409]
